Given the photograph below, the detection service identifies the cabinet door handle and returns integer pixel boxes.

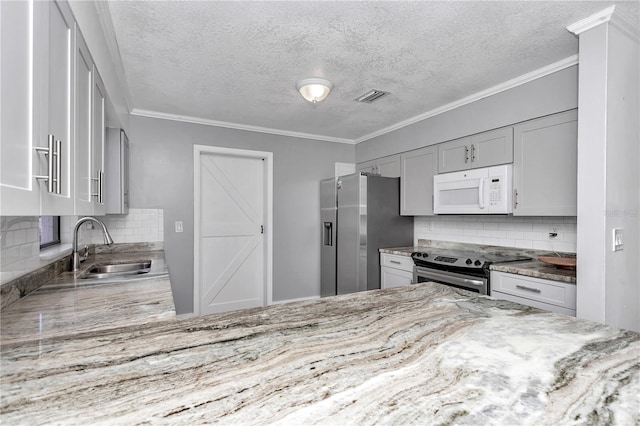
[471,144,476,162]
[34,135,55,193]
[390,260,402,265]
[516,284,541,293]
[92,170,104,203]
[464,146,469,163]
[55,139,61,194]
[514,189,518,209]
[100,171,104,203]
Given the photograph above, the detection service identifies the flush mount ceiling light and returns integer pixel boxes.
[296,78,333,103]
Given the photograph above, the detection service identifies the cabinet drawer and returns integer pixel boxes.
[491,271,576,309]
[492,290,576,317]
[380,253,414,272]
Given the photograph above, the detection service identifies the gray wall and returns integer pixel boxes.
[356,66,578,162]
[129,116,354,314]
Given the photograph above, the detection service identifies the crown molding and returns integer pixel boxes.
[353,55,579,144]
[132,55,578,146]
[567,5,639,43]
[566,6,615,35]
[131,109,356,144]
[610,7,640,43]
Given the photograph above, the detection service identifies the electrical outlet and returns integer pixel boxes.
[175,221,183,233]
[548,224,561,239]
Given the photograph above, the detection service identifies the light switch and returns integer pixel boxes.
[175,221,183,233]
[613,228,624,251]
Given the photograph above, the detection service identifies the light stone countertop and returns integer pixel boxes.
[491,260,576,284]
[380,242,577,283]
[1,282,637,425]
[379,246,418,256]
[0,250,175,345]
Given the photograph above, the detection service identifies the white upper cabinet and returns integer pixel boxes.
[357,154,401,178]
[75,28,107,216]
[0,0,40,215]
[376,155,401,178]
[438,127,513,174]
[357,159,376,175]
[513,110,578,216]
[1,0,111,216]
[39,0,75,215]
[1,0,75,216]
[105,128,129,215]
[469,127,514,169]
[437,136,472,174]
[92,68,107,216]
[74,28,93,215]
[400,145,438,216]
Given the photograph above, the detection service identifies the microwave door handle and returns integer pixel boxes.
[479,178,485,209]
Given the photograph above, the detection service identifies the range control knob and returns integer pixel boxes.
[474,260,482,266]
[411,252,417,257]
[465,259,472,265]
[423,253,428,258]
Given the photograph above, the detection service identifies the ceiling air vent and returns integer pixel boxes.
[355,89,389,103]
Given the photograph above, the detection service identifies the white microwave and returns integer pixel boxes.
[433,164,513,214]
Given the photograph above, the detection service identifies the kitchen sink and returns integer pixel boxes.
[80,260,152,279]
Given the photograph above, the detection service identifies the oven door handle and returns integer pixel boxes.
[415,267,485,288]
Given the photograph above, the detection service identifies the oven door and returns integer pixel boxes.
[414,265,488,295]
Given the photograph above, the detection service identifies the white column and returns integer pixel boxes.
[568,6,640,332]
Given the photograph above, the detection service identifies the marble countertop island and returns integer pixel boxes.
[2,281,637,425]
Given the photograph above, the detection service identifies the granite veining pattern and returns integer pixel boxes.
[491,260,576,284]
[380,242,577,283]
[0,250,175,345]
[2,283,637,425]
[0,255,68,311]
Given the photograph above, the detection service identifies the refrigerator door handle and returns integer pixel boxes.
[323,222,333,246]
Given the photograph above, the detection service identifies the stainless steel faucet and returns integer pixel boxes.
[72,217,114,271]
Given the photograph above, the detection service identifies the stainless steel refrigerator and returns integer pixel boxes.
[321,173,414,296]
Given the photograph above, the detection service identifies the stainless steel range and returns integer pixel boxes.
[411,248,530,295]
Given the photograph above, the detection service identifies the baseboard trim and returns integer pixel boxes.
[271,295,321,305]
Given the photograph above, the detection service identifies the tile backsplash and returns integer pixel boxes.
[0,217,40,268]
[62,209,164,246]
[414,215,577,253]
[1,210,164,285]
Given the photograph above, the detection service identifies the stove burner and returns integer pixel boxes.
[411,248,531,271]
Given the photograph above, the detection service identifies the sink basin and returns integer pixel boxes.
[80,260,152,279]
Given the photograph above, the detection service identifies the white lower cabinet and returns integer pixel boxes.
[380,253,414,289]
[490,271,576,316]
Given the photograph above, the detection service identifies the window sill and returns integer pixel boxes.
[39,244,72,261]
[0,245,73,286]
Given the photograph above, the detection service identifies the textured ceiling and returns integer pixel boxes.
[107,1,639,143]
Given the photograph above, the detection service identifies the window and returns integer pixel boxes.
[39,216,60,249]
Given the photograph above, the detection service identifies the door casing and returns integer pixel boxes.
[193,145,273,316]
